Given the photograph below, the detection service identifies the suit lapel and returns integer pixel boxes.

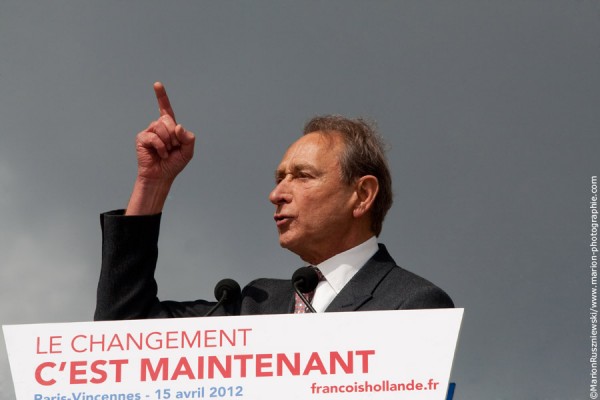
[325,244,396,312]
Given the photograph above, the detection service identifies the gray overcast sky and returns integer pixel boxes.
[1,1,598,398]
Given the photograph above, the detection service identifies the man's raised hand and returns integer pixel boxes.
[155,81,177,122]
[125,82,195,215]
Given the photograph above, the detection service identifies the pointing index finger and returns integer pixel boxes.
[153,81,176,123]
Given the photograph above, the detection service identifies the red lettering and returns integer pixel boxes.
[330,351,353,374]
[182,331,201,348]
[36,336,62,354]
[255,353,272,377]
[110,359,128,382]
[355,350,375,373]
[165,331,178,349]
[88,359,128,384]
[70,361,87,384]
[208,355,231,378]
[238,328,252,346]
[89,360,108,384]
[71,335,86,353]
[89,335,105,352]
[107,334,125,351]
[141,358,169,381]
[233,354,253,377]
[303,352,327,375]
[276,352,300,376]
[35,362,56,386]
[146,332,162,350]
[171,357,195,380]
[197,356,204,379]
[204,330,216,347]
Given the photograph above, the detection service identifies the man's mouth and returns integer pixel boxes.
[274,214,293,227]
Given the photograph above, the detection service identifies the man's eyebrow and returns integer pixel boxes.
[274,169,285,180]
[297,164,320,174]
[274,163,320,179]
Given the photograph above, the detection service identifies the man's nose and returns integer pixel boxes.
[269,179,292,205]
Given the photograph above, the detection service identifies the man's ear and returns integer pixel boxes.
[353,175,379,218]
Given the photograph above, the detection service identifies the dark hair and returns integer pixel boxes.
[303,115,393,236]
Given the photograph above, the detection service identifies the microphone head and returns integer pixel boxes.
[214,278,241,303]
[292,267,319,293]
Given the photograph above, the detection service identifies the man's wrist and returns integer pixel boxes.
[125,177,173,215]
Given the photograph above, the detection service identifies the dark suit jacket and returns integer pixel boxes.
[94,211,453,321]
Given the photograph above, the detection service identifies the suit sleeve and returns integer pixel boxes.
[94,210,218,320]
[383,267,454,310]
[395,284,454,309]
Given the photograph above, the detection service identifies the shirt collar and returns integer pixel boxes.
[313,236,379,295]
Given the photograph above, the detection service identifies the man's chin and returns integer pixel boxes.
[278,236,301,255]
[278,237,293,250]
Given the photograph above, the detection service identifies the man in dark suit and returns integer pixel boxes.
[94,82,452,321]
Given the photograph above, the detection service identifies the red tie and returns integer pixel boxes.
[294,268,324,313]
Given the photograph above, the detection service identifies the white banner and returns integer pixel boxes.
[4,309,463,400]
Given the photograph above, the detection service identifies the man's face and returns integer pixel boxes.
[269,131,357,264]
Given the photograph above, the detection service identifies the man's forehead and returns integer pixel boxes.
[275,132,343,172]
[286,131,341,155]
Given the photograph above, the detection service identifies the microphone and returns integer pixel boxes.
[204,278,241,316]
[292,267,319,313]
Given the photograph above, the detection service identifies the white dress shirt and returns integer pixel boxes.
[310,236,379,312]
